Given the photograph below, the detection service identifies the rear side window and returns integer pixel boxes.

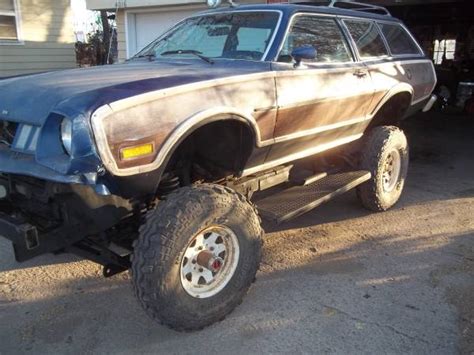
[379,23,421,56]
[344,20,388,59]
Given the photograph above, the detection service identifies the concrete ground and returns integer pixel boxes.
[0,112,473,354]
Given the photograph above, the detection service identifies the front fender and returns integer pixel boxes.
[91,105,260,177]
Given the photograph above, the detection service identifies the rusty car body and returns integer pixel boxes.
[0,2,436,330]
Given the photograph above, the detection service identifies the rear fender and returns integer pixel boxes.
[369,83,414,119]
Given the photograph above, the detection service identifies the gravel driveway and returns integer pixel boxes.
[0,112,473,354]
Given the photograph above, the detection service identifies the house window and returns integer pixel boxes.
[0,0,20,42]
[433,39,456,65]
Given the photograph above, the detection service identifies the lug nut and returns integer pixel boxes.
[210,258,222,272]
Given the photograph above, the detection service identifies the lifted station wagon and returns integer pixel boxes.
[0,1,436,330]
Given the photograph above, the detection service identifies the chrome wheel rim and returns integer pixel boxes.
[382,149,401,193]
[180,225,240,298]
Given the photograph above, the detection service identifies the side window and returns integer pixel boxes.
[279,16,352,63]
[379,23,421,56]
[344,20,388,59]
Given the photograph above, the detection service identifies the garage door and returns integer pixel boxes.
[131,10,197,56]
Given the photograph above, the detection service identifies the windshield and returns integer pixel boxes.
[134,12,280,61]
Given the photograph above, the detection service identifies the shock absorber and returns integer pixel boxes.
[157,173,180,198]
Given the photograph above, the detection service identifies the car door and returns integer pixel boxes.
[342,19,395,115]
[265,14,375,164]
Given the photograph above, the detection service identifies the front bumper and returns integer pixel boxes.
[0,212,39,261]
[0,177,96,262]
[422,94,437,112]
[0,145,111,195]
[0,209,131,276]
[0,211,81,262]
[0,145,84,184]
[0,175,133,265]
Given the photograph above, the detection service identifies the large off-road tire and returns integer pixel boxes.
[131,184,263,331]
[356,126,409,211]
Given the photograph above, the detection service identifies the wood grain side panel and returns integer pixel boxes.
[274,100,339,136]
[366,60,435,113]
[101,76,277,169]
[337,92,375,121]
[274,92,374,137]
[265,119,369,163]
[253,109,277,142]
[273,67,374,140]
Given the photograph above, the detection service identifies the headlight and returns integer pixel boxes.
[60,118,73,155]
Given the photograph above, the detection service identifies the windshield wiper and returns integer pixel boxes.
[133,53,156,61]
[161,50,214,64]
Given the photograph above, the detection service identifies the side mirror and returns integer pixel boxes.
[291,46,317,67]
[207,0,221,8]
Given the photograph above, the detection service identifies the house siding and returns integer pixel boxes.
[0,0,76,78]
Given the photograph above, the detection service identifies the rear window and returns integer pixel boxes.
[379,23,421,56]
[344,20,388,59]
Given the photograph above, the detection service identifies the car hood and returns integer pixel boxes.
[0,59,271,125]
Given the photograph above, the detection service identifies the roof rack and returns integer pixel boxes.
[294,1,391,16]
[327,0,391,16]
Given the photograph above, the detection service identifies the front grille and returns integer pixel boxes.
[0,122,40,152]
[0,121,18,146]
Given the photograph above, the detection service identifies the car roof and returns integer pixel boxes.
[200,3,402,23]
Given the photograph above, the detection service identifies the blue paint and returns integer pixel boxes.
[0,59,272,189]
[0,3,400,192]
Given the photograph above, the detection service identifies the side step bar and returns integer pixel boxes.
[256,170,371,224]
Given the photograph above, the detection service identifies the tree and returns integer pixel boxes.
[100,10,112,64]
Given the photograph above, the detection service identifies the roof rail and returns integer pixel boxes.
[327,0,391,16]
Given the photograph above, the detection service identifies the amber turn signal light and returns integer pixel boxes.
[120,143,154,160]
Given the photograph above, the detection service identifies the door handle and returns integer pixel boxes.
[353,69,368,78]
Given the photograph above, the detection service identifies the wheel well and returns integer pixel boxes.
[159,119,254,191]
[323,92,412,164]
[366,92,412,131]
